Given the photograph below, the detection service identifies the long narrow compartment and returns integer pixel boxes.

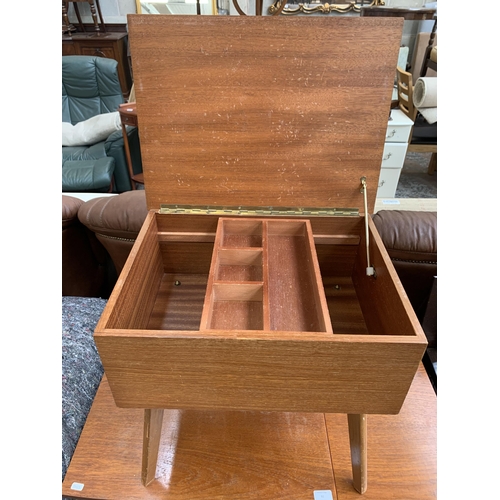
[266,220,330,332]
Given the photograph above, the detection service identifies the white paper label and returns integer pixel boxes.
[70,482,84,491]
[382,199,401,205]
[313,490,334,500]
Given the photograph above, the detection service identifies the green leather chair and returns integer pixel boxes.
[62,55,142,192]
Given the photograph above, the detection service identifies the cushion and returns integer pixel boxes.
[62,112,121,147]
[78,190,148,240]
[62,158,115,192]
[62,195,84,229]
[372,210,437,263]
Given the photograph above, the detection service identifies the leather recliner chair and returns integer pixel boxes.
[62,195,116,297]
[62,55,142,192]
[373,210,437,392]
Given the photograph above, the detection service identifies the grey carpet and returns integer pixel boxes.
[395,152,437,199]
[62,296,106,482]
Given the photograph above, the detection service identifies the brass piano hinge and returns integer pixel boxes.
[159,204,359,217]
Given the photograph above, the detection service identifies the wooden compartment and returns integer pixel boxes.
[201,218,333,333]
[95,210,427,415]
[94,15,427,417]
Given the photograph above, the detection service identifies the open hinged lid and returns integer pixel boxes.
[128,15,402,215]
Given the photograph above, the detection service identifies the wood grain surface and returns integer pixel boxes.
[128,15,403,213]
[327,365,437,499]
[63,376,336,500]
[62,364,436,499]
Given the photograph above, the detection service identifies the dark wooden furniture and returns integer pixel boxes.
[360,6,436,21]
[118,102,144,189]
[62,32,132,97]
[62,363,436,499]
[420,16,437,77]
[62,0,105,34]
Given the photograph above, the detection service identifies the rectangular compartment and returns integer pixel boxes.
[380,142,409,169]
[377,167,404,199]
[385,108,414,143]
[265,220,332,332]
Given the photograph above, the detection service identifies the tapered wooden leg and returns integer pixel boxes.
[141,409,164,486]
[348,413,368,494]
[427,152,437,175]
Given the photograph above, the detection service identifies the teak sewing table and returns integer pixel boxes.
[63,15,433,499]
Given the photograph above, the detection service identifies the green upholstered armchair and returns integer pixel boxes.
[62,55,142,192]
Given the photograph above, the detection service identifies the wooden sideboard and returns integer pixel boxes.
[62,32,132,97]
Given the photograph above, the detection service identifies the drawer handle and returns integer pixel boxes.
[93,49,106,57]
[382,152,392,161]
[386,129,396,138]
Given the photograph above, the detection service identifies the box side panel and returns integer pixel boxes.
[352,217,427,341]
[155,213,365,277]
[315,242,360,278]
[160,241,214,274]
[97,212,163,331]
[155,212,364,236]
[97,334,425,414]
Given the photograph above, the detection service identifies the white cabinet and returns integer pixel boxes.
[376,109,413,198]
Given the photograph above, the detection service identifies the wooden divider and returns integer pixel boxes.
[201,218,333,333]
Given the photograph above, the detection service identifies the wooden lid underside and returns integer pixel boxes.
[128,15,403,213]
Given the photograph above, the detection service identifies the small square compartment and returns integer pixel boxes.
[216,249,263,282]
[206,283,264,330]
[221,220,263,248]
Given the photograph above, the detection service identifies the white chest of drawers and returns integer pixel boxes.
[376,109,414,198]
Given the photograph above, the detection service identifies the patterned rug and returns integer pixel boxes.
[396,152,437,199]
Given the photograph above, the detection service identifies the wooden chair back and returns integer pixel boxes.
[396,66,417,122]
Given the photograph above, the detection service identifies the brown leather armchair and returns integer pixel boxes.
[62,195,116,297]
[77,191,148,276]
[373,210,437,392]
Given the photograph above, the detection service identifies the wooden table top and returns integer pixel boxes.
[62,364,435,499]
